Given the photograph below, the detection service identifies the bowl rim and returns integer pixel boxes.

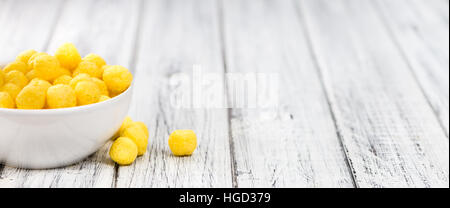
[0,82,133,116]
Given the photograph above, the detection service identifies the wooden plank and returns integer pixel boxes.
[221,0,354,187]
[116,0,233,188]
[0,0,141,188]
[300,0,449,187]
[0,0,64,187]
[0,0,63,63]
[375,0,449,136]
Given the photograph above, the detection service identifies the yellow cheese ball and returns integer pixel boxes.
[1,83,21,100]
[101,65,111,73]
[121,124,149,156]
[73,61,102,79]
[29,78,52,90]
[3,60,28,74]
[47,84,77,109]
[109,137,138,166]
[15,83,48,109]
[54,43,81,70]
[109,91,122,98]
[69,73,91,89]
[28,79,52,108]
[5,70,28,89]
[83,53,106,68]
[0,70,4,88]
[27,52,48,70]
[168,130,197,156]
[92,77,109,96]
[31,54,60,81]
[26,70,37,80]
[54,67,72,78]
[74,80,101,106]
[0,92,14,108]
[98,95,111,102]
[53,75,72,85]
[117,120,149,145]
[114,116,133,139]
[115,119,150,141]
[103,65,132,94]
[16,49,37,64]
[134,121,149,138]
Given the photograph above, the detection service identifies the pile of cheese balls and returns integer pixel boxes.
[0,43,132,109]
[110,116,149,165]
[110,116,198,166]
[0,42,198,166]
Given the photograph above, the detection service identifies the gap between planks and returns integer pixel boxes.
[372,0,449,138]
[220,0,355,187]
[217,0,239,188]
[299,0,448,187]
[115,0,233,188]
[292,0,358,187]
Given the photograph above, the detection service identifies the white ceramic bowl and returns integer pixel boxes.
[0,67,133,169]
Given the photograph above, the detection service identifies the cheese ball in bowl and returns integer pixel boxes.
[0,81,133,169]
[0,44,134,169]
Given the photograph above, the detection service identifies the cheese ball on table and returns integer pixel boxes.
[54,43,81,70]
[134,121,149,138]
[168,130,197,156]
[109,137,138,166]
[121,124,149,156]
[74,80,101,106]
[103,65,132,94]
[0,92,14,108]
[47,84,77,109]
[113,116,133,139]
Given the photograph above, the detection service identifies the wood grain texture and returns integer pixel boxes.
[0,0,63,63]
[375,0,449,136]
[116,0,233,188]
[0,0,64,187]
[0,0,141,188]
[300,0,449,187]
[1,0,449,188]
[221,0,354,187]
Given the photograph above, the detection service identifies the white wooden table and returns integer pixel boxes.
[0,0,448,188]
